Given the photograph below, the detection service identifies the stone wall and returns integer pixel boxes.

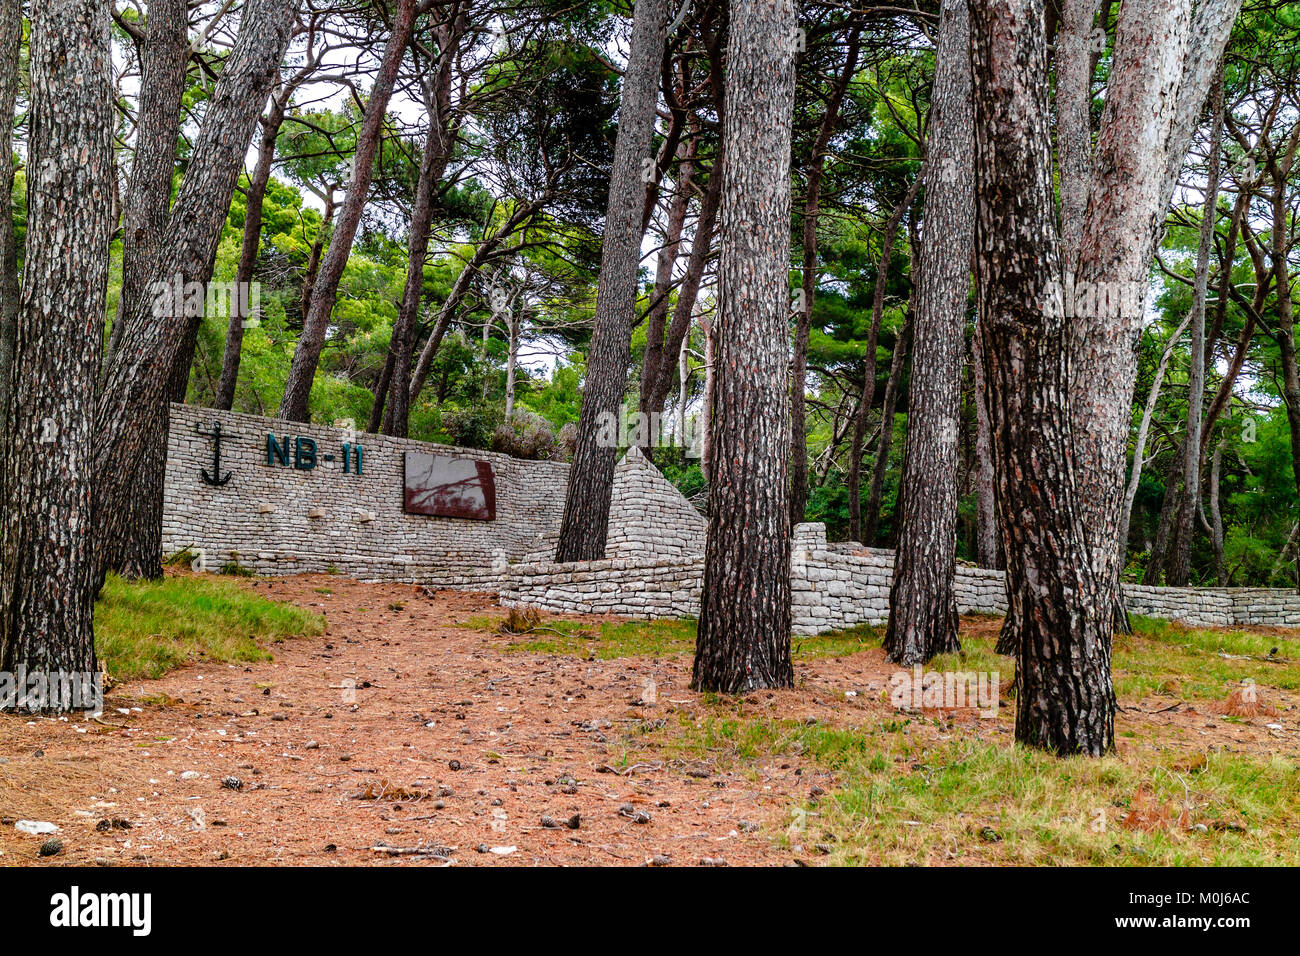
[161,407,1300,632]
[499,556,703,618]
[605,446,707,559]
[163,404,707,583]
[502,521,1300,633]
[164,404,571,581]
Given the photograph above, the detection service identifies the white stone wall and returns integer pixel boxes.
[161,409,1300,633]
[499,556,703,617]
[605,446,707,560]
[164,404,570,580]
[501,522,1300,633]
[163,404,707,582]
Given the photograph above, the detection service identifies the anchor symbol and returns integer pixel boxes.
[196,421,234,486]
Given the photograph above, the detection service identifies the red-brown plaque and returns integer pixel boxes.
[403,453,497,520]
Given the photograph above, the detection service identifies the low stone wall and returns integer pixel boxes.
[498,522,1300,633]
[499,556,703,618]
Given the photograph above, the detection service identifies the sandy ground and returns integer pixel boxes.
[1,574,1295,867]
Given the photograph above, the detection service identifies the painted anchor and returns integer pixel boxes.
[196,421,234,486]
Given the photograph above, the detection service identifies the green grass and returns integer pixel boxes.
[1116,615,1300,701]
[483,615,884,661]
[95,574,326,681]
[501,617,697,659]
[639,714,1299,865]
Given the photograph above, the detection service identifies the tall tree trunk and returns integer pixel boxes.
[1207,440,1225,586]
[554,0,668,562]
[216,85,292,410]
[699,309,715,483]
[1119,313,1191,554]
[108,0,189,373]
[643,153,723,416]
[299,194,335,325]
[971,314,999,568]
[640,133,697,440]
[885,0,973,665]
[503,305,521,419]
[847,176,920,543]
[381,18,463,438]
[691,0,796,693]
[971,0,1114,755]
[1067,0,1240,631]
[0,0,22,445]
[864,309,913,544]
[1145,441,1185,583]
[0,0,113,687]
[94,0,302,585]
[789,31,860,525]
[100,0,190,581]
[278,0,417,422]
[382,123,449,437]
[1168,57,1225,585]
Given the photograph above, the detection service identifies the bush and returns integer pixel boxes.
[440,405,500,449]
[557,421,577,461]
[492,409,558,460]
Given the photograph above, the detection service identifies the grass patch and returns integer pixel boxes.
[1116,616,1300,701]
[95,573,326,681]
[485,614,884,661]
[642,715,1299,865]
[504,617,698,659]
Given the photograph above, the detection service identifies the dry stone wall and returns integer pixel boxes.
[162,407,1300,633]
[163,404,707,584]
[164,404,570,581]
[504,521,1300,633]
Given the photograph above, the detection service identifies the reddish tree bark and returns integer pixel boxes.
[885,0,973,664]
[555,0,669,562]
[691,0,797,693]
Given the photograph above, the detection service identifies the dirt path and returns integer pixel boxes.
[2,575,1295,867]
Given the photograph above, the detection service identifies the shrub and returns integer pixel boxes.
[440,405,500,449]
[492,409,558,460]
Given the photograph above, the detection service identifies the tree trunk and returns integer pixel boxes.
[1167,58,1225,585]
[699,310,715,483]
[1145,442,1185,583]
[94,0,302,585]
[691,0,796,693]
[864,310,913,544]
[1207,440,1225,586]
[383,123,450,437]
[98,0,190,581]
[847,176,920,542]
[279,0,417,422]
[643,154,723,417]
[789,31,860,526]
[1119,313,1191,554]
[299,194,335,326]
[504,305,521,420]
[0,0,22,444]
[971,314,999,568]
[103,0,189,380]
[1067,0,1240,632]
[0,0,113,687]
[554,0,668,562]
[885,0,973,665]
[381,19,463,438]
[216,85,293,411]
[971,0,1114,755]
[640,134,697,442]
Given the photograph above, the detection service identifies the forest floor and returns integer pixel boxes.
[2,570,1298,866]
